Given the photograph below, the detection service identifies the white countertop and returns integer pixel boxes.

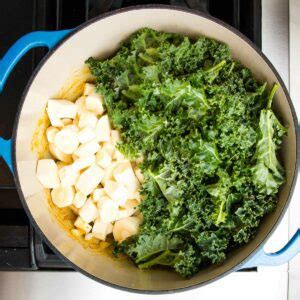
[0,271,289,300]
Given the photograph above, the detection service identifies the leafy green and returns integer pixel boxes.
[252,84,287,195]
[127,233,182,263]
[206,171,232,226]
[87,28,286,278]
[148,168,181,203]
[138,250,178,269]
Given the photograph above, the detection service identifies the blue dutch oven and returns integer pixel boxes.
[0,5,299,293]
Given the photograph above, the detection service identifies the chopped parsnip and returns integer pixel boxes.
[51,186,74,208]
[113,217,141,243]
[79,198,98,223]
[37,159,60,189]
[37,83,143,245]
[92,218,113,240]
[75,165,104,196]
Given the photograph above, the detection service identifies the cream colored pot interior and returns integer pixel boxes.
[15,7,297,291]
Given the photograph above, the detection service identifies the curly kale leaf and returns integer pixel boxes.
[87,28,286,278]
[174,246,202,278]
[195,231,228,263]
[252,84,287,195]
[206,171,236,226]
[148,170,181,203]
[127,233,182,263]
[234,196,277,243]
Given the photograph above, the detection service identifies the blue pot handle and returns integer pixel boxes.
[0,30,72,173]
[240,229,300,269]
[0,137,12,172]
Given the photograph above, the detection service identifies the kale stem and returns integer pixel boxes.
[139,53,155,64]
[205,60,226,73]
[267,83,278,109]
[168,221,193,233]
[138,250,175,269]
[145,47,157,56]
[228,62,235,74]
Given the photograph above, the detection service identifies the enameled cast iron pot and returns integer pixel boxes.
[0,5,299,293]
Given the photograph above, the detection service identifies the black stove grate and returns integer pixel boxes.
[0,0,261,271]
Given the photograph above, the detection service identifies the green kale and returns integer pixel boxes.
[86,28,287,278]
[127,233,182,263]
[252,84,287,195]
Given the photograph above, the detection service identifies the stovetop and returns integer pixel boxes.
[0,0,261,270]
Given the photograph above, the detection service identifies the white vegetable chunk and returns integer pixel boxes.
[77,127,96,144]
[102,142,115,157]
[98,197,119,223]
[74,139,100,157]
[96,148,112,169]
[48,99,77,118]
[46,127,59,144]
[83,83,96,96]
[74,216,92,233]
[72,155,95,171]
[70,205,79,215]
[47,116,63,127]
[84,233,94,241]
[49,143,72,163]
[113,161,140,193]
[75,165,105,196]
[54,127,79,154]
[131,191,142,203]
[96,195,111,208]
[117,199,139,220]
[85,94,104,116]
[75,96,86,116]
[92,188,106,203]
[58,165,80,187]
[79,198,98,223]
[101,161,118,185]
[73,192,87,208]
[47,99,77,126]
[104,180,129,207]
[78,111,98,129]
[51,186,75,208]
[65,124,79,132]
[134,166,144,183]
[111,130,121,146]
[61,119,72,126]
[135,213,144,223]
[92,218,113,240]
[36,159,60,188]
[56,161,67,170]
[71,229,84,237]
[95,115,110,142]
[114,150,125,161]
[113,216,140,243]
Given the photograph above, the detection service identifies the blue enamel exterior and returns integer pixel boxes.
[0,30,71,92]
[0,28,298,270]
[241,229,300,269]
[0,30,71,173]
[0,137,12,172]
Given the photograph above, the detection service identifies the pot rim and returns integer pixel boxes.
[11,4,299,294]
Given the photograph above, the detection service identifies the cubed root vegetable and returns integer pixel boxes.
[36,159,60,189]
[79,198,98,223]
[37,84,143,248]
[92,218,113,240]
[113,217,141,243]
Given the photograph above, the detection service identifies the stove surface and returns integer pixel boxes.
[0,0,261,271]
